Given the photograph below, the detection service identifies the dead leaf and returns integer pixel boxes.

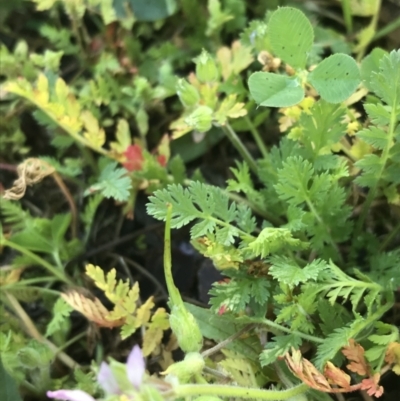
[62,290,123,328]
[342,339,369,376]
[324,362,351,389]
[3,158,55,200]
[285,348,331,391]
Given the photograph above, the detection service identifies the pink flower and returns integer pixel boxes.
[127,345,145,389]
[47,390,96,401]
[47,346,146,400]
[97,362,120,395]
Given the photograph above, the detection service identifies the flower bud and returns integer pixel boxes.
[184,106,213,133]
[18,347,43,368]
[169,304,203,353]
[163,352,205,382]
[194,50,219,83]
[14,41,28,59]
[176,79,200,108]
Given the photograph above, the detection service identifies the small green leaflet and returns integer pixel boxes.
[248,72,304,107]
[269,256,328,287]
[268,7,314,69]
[87,162,132,202]
[360,48,387,91]
[260,334,302,366]
[308,53,360,103]
[370,49,400,107]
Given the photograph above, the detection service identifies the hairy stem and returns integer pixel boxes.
[244,115,268,158]
[222,123,258,174]
[1,239,73,285]
[164,204,183,307]
[52,172,78,238]
[340,0,353,34]
[201,324,255,358]
[174,383,309,400]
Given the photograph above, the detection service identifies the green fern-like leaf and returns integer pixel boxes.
[209,271,270,314]
[88,161,132,201]
[314,316,365,369]
[46,297,73,337]
[369,49,400,108]
[147,182,255,245]
[269,256,328,287]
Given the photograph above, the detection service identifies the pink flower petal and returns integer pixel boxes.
[97,362,120,395]
[47,390,96,401]
[126,345,145,389]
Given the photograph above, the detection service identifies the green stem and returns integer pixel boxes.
[352,97,398,249]
[222,123,258,175]
[244,115,268,158]
[7,286,61,296]
[55,331,86,353]
[1,239,73,285]
[379,221,400,251]
[355,0,382,61]
[164,204,183,307]
[174,383,309,400]
[340,0,353,34]
[373,15,400,41]
[238,317,324,344]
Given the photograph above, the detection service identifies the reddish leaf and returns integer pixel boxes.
[157,154,167,167]
[360,374,384,398]
[123,145,144,171]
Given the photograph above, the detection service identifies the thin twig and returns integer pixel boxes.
[359,390,374,401]
[114,254,168,300]
[203,366,231,382]
[71,223,163,263]
[52,172,78,238]
[334,392,346,401]
[201,324,255,358]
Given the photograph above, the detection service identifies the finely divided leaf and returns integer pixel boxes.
[274,156,314,206]
[370,49,400,107]
[268,7,314,69]
[246,228,307,258]
[360,48,387,91]
[248,72,304,107]
[88,162,132,201]
[314,317,365,369]
[357,127,388,150]
[269,256,328,287]
[364,103,391,126]
[308,53,360,103]
[46,297,73,337]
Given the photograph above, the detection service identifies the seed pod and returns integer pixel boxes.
[169,304,203,353]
